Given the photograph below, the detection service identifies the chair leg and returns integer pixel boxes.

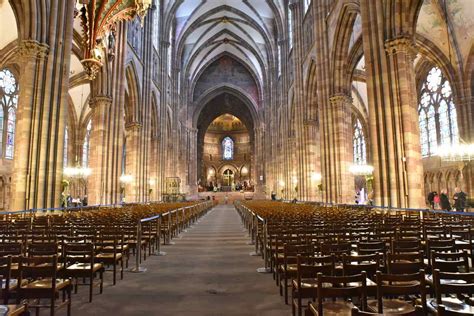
[89,279,93,303]
[120,257,124,280]
[67,287,72,316]
[113,262,117,285]
[100,270,104,294]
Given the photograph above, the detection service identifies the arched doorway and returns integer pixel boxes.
[223,169,234,187]
[194,91,259,193]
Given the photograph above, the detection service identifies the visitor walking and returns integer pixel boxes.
[453,187,467,212]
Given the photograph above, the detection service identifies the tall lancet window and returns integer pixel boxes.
[152,0,160,50]
[288,6,293,49]
[82,120,92,167]
[353,118,366,164]
[304,0,311,13]
[418,67,459,157]
[222,136,234,161]
[0,69,18,159]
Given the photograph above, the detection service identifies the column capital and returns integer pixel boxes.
[18,40,49,60]
[289,0,300,10]
[385,35,417,57]
[329,93,352,105]
[89,95,112,108]
[125,121,142,131]
[303,118,318,127]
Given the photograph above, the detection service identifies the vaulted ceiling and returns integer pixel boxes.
[169,0,284,90]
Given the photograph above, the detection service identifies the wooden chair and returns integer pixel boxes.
[429,269,474,315]
[367,270,427,315]
[279,243,314,304]
[342,253,380,278]
[291,254,335,316]
[0,256,14,304]
[17,255,71,316]
[438,304,474,316]
[308,272,368,316]
[387,252,424,274]
[431,251,470,273]
[62,242,104,302]
[351,305,425,315]
[95,233,124,285]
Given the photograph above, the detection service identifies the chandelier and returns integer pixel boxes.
[64,166,92,178]
[349,164,374,176]
[76,0,152,80]
[435,143,474,162]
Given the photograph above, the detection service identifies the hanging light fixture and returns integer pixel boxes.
[76,0,152,80]
[349,164,374,176]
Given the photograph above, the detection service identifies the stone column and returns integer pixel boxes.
[87,95,113,204]
[327,94,354,203]
[125,122,142,203]
[360,0,424,208]
[188,128,198,194]
[11,0,75,211]
[304,119,321,200]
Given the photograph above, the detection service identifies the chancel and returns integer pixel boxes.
[0,0,474,315]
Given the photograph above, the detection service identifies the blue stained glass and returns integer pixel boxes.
[418,67,459,157]
[0,69,18,159]
[222,137,234,160]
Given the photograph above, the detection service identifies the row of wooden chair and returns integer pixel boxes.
[237,201,474,316]
[0,201,213,315]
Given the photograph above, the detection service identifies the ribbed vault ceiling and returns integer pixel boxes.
[171,0,283,87]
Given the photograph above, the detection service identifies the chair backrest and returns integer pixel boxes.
[296,254,335,280]
[426,239,455,254]
[433,269,474,305]
[387,252,424,274]
[357,240,385,255]
[0,242,23,256]
[63,242,94,265]
[375,270,427,313]
[342,253,380,277]
[27,241,58,257]
[19,255,58,280]
[320,241,351,260]
[391,239,421,254]
[317,272,367,316]
[431,251,469,273]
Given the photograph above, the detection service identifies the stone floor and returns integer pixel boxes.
[65,205,289,316]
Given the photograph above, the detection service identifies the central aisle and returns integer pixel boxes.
[71,205,289,316]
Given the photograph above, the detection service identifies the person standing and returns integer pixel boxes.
[427,191,435,209]
[433,191,440,209]
[440,189,451,211]
[271,191,276,201]
[453,187,467,212]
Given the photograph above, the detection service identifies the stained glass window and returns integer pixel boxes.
[222,136,234,160]
[168,25,173,76]
[152,0,160,50]
[278,45,282,76]
[288,6,293,49]
[304,0,312,13]
[0,69,18,159]
[353,118,366,164]
[418,67,459,157]
[82,120,92,167]
[63,126,68,167]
